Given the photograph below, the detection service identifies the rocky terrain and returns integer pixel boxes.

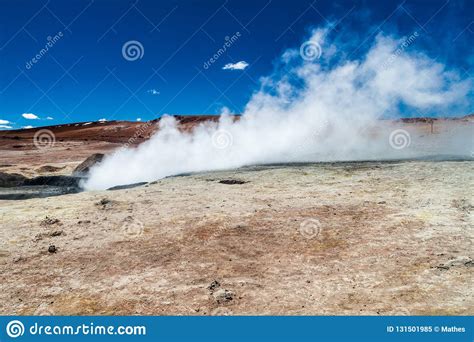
[0,115,472,315]
[0,116,220,178]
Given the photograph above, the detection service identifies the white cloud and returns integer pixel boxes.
[22,125,34,129]
[136,118,142,121]
[22,113,39,120]
[222,61,249,70]
[46,116,53,120]
[98,118,107,122]
[0,125,12,129]
[147,89,160,95]
[0,119,10,125]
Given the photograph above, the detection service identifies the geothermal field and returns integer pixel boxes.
[0,116,472,315]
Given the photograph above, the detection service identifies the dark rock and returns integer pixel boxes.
[0,172,27,187]
[72,153,104,176]
[218,179,249,185]
[23,175,81,187]
[208,280,221,292]
[48,245,57,253]
[107,182,148,191]
[98,198,111,206]
[0,186,80,200]
[96,198,117,209]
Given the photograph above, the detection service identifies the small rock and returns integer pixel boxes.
[41,216,61,226]
[218,179,248,185]
[96,198,115,209]
[208,280,221,292]
[13,256,26,263]
[48,245,57,253]
[234,224,248,229]
[98,198,111,206]
[213,289,234,304]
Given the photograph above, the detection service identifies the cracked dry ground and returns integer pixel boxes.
[0,161,472,315]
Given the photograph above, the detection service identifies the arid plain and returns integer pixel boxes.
[0,116,472,315]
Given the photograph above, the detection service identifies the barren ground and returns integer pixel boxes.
[0,116,472,315]
[0,160,472,315]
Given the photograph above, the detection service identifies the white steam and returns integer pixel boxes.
[84,28,472,190]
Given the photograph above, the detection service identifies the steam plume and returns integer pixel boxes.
[84,28,472,190]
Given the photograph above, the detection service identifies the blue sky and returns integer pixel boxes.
[0,0,473,129]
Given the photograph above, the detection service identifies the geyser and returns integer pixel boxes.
[84,27,472,190]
